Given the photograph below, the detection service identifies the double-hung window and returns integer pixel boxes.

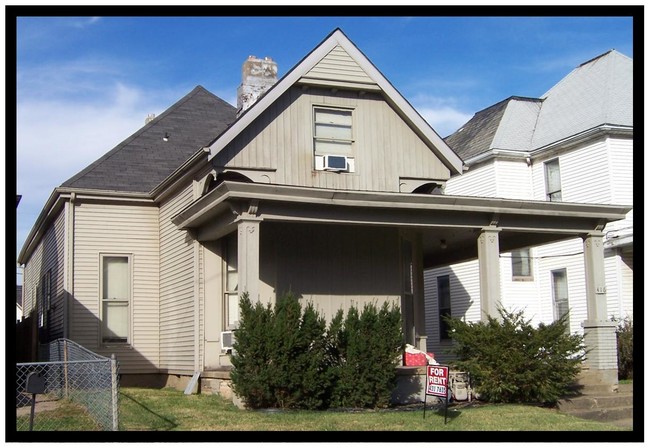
[437,275,452,341]
[544,158,562,202]
[313,107,353,155]
[511,248,533,280]
[551,269,570,334]
[224,234,239,330]
[101,255,131,344]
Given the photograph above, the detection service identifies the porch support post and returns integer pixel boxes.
[581,231,618,387]
[236,214,262,304]
[477,226,502,321]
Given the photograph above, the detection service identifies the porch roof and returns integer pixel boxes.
[172,181,630,268]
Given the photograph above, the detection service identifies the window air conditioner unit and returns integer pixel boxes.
[221,331,236,351]
[316,155,355,172]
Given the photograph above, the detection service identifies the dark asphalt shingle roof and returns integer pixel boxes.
[61,86,237,193]
[443,98,511,160]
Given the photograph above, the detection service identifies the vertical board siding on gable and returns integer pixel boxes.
[216,87,449,192]
[22,209,66,340]
[444,163,497,197]
[72,202,160,373]
[159,184,196,373]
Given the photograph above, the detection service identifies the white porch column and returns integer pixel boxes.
[478,226,502,321]
[581,231,618,386]
[237,215,262,303]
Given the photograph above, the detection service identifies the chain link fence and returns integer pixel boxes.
[16,339,119,431]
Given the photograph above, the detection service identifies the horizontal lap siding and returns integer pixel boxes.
[445,163,496,197]
[159,185,196,373]
[495,159,533,199]
[424,261,480,364]
[218,86,450,192]
[22,209,66,340]
[72,202,159,373]
[304,46,374,84]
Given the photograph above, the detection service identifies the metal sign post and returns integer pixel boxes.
[423,365,450,424]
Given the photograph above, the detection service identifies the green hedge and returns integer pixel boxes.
[615,317,633,380]
[445,307,585,405]
[230,293,403,410]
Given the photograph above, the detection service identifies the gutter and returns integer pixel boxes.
[461,124,633,168]
[18,187,153,265]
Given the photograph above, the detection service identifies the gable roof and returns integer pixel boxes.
[206,28,464,175]
[61,86,237,193]
[446,50,633,162]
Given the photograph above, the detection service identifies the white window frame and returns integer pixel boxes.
[551,268,570,334]
[544,158,562,202]
[313,106,354,156]
[223,234,239,330]
[511,248,533,281]
[99,254,132,345]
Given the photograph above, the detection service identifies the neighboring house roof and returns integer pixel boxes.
[446,49,633,162]
[61,86,237,193]
[207,28,464,175]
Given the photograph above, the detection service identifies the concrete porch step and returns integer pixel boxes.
[564,405,632,424]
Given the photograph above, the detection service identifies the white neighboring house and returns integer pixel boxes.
[425,50,633,363]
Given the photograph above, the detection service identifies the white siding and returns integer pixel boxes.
[424,261,481,364]
[445,163,497,197]
[619,250,633,319]
[531,138,610,203]
[72,202,160,373]
[159,184,196,373]
[495,159,533,199]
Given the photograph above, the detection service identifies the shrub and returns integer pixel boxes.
[329,302,404,409]
[231,294,403,410]
[615,317,633,380]
[445,307,585,405]
[230,292,329,409]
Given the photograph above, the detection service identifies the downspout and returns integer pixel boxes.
[63,192,76,339]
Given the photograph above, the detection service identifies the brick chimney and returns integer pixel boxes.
[237,55,278,115]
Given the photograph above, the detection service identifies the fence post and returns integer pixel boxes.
[111,354,118,431]
[63,340,69,399]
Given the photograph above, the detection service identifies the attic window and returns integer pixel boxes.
[313,107,353,154]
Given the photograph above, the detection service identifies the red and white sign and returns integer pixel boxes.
[425,365,449,397]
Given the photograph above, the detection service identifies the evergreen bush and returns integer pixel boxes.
[445,307,585,405]
[230,292,329,409]
[329,302,404,408]
[615,317,633,380]
[231,294,403,410]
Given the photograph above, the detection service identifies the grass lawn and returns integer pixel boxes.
[117,387,626,432]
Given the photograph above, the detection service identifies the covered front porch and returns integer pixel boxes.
[173,180,630,388]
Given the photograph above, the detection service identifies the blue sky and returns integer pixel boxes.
[14,13,635,281]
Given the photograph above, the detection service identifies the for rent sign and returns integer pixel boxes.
[425,365,449,398]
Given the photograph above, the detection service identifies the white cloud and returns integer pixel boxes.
[408,94,473,138]
[15,82,176,261]
[418,106,473,138]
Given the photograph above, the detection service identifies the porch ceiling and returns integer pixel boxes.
[172,181,631,268]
